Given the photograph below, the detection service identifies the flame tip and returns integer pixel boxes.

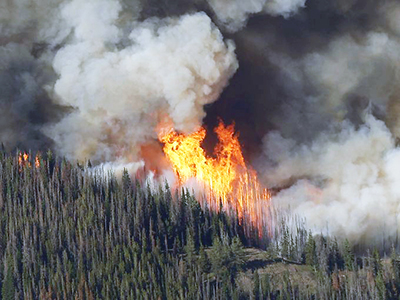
[159,119,272,236]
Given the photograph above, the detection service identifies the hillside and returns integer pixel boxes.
[0,151,399,299]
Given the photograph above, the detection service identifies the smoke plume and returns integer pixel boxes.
[206,0,306,31]
[1,0,238,168]
[243,0,400,244]
[201,0,400,243]
[48,9,237,163]
[264,116,400,244]
[4,0,400,245]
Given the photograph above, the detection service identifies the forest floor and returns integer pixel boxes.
[236,248,318,295]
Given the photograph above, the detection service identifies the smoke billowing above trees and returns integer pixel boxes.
[3,0,400,243]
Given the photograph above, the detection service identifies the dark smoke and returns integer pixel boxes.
[0,43,67,151]
[206,0,391,151]
[209,0,400,244]
[2,0,400,243]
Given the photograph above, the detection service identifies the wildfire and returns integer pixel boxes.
[18,152,41,170]
[19,152,31,169]
[159,121,271,235]
[35,155,40,168]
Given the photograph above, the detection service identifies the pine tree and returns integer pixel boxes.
[230,237,245,268]
[184,229,196,266]
[261,274,271,299]
[122,168,131,191]
[376,271,386,300]
[328,238,344,273]
[343,239,354,271]
[391,246,400,283]
[210,237,224,275]
[0,150,397,298]
[281,226,290,259]
[253,270,260,300]
[2,264,15,300]
[372,249,382,276]
[199,246,211,274]
[305,231,317,267]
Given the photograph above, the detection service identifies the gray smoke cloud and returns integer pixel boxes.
[48,9,237,163]
[0,42,64,151]
[246,0,400,244]
[264,115,400,244]
[5,0,400,245]
[0,0,238,168]
[0,0,68,44]
[0,0,71,151]
[206,0,306,31]
[0,0,307,162]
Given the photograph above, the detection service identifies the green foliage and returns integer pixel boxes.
[343,239,354,271]
[0,151,399,299]
[0,151,254,299]
[2,263,14,300]
[210,235,245,285]
[261,274,271,299]
[199,246,211,273]
[253,270,260,300]
[375,271,386,300]
[373,249,382,275]
[391,247,400,282]
[305,231,317,267]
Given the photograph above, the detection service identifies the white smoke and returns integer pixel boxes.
[6,0,400,248]
[206,0,265,31]
[264,0,306,17]
[255,2,400,244]
[91,160,145,178]
[0,0,70,45]
[206,0,306,31]
[265,114,400,244]
[0,0,238,165]
[46,7,238,163]
[265,31,400,128]
[303,32,399,120]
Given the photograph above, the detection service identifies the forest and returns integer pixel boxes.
[0,150,399,299]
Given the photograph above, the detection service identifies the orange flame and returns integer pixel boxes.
[19,152,31,169]
[18,152,41,170]
[159,121,271,235]
[35,155,40,168]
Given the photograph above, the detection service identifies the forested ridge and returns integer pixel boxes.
[0,151,400,299]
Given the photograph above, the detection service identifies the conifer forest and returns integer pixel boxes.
[0,151,398,300]
[5,0,400,299]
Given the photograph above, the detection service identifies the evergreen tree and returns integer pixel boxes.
[391,246,400,283]
[253,270,260,300]
[343,239,354,271]
[261,274,271,299]
[199,246,211,273]
[2,264,14,300]
[305,231,317,267]
[372,249,382,276]
[0,150,397,299]
[376,271,386,300]
[328,239,344,273]
[230,236,245,270]
[122,168,131,191]
[184,229,196,266]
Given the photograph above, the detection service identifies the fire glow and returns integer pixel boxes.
[18,152,40,171]
[159,121,271,235]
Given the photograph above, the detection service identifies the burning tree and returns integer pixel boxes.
[159,120,272,237]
